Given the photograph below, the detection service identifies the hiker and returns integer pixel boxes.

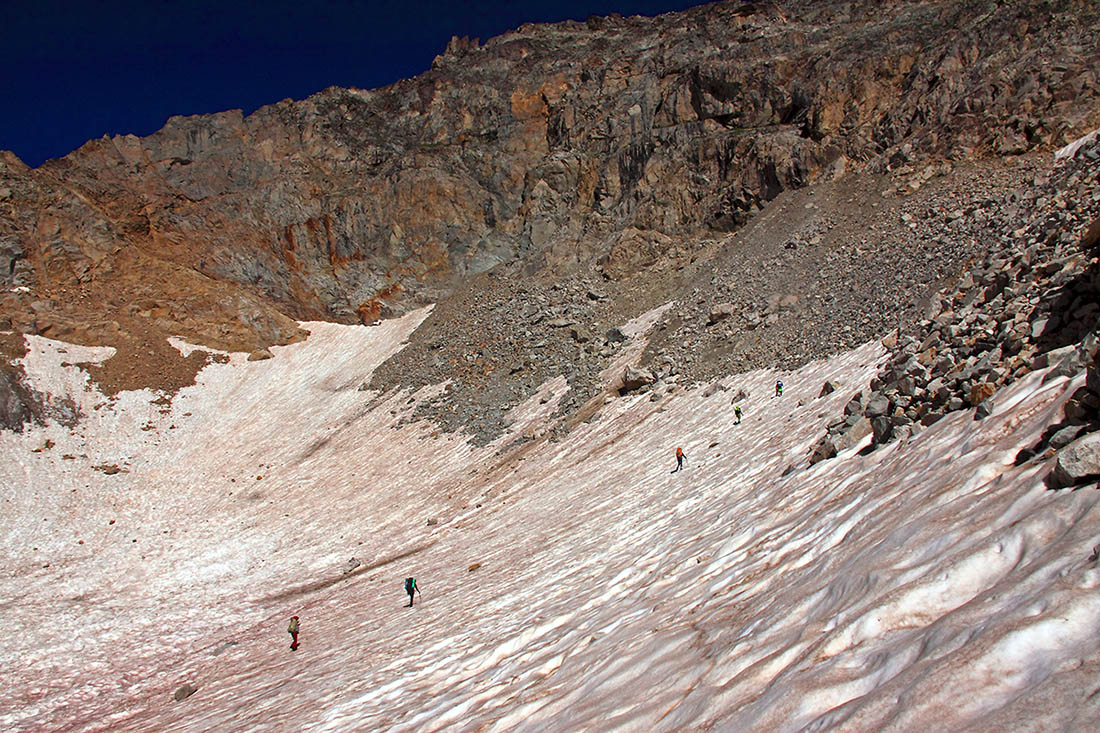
[733,403,742,424]
[775,379,783,397]
[405,577,421,607]
[288,615,300,651]
[674,447,686,472]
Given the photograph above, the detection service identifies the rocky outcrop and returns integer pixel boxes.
[1,0,1099,433]
[0,366,37,431]
[3,2,1099,355]
[808,134,1100,465]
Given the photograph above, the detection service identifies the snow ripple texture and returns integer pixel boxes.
[2,306,1099,731]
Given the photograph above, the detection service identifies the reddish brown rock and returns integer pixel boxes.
[1,0,1098,406]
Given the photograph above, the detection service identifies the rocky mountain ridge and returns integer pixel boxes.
[2,0,1099,439]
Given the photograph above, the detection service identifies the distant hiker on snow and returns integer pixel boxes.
[733,404,742,424]
[775,379,784,397]
[288,615,300,651]
[673,447,686,472]
[405,577,421,607]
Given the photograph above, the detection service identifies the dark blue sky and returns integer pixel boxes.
[2,0,708,168]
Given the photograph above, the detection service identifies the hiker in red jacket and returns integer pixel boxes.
[674,447,686,472]
[288,616,300,651]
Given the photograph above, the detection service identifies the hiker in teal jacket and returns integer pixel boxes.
[405,577,421,607]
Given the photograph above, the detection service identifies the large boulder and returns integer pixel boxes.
[836,416,873,451]
[619,366,655,393]
[809,436,837,464]
[871,415,894,444]
[865,393,891,418]
[1048,432,1100,488]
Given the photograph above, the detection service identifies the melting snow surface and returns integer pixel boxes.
[3,307,1100,731]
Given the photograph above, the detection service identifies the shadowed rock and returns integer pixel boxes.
[1048,432,1100,488]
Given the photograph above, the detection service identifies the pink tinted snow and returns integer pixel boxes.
[2,305,1099,731]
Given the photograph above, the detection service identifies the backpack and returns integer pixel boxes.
[405,577,416,593]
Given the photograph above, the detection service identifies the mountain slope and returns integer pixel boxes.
[3,1,1100,729]
[2,0,1099,405]
[2,296,1099,730]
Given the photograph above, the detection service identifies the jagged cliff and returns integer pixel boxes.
[1,0,1098,414]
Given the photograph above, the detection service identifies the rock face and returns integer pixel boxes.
[3,3,1099,351]
[1,0,1099,435]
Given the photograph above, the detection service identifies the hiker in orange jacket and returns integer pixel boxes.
[674,447,686,472]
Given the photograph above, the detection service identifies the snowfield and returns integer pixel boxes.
[3,306,1100,731]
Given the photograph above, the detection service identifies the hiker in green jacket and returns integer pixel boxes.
[405,577,421,607]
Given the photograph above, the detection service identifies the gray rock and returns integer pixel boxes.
[1048,432,1100,488]
[865,393,891,417]
[809,436,837,464]
[1050,424,1087,449]
[605,326,628,343]
[1086,364,1100,395]
[173,683,197,702]
[1040,345,1083,380]
[871,415,893,443]
[932,355,955,376]
[1078,388,1100,411]
[0,368,37,432]
[836,416,873,451]
[893,424,915,443]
